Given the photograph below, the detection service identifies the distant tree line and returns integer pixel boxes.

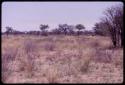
[3,24,95,36]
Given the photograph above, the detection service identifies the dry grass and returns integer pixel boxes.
[2,35,123,83]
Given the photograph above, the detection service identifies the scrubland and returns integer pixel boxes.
[2,35,123,83]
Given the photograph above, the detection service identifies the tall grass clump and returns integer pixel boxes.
[2,47,18,83]
[44,38,56,51]
[45,66,59,83]
[23,39,37,78]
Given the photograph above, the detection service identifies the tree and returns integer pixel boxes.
[58,24,74,35]
[75,24,85,35]
[58,24,68,35]
[102,4,123,47]
[40,24,49,36]
[93,22,109,36]
[67,25,75,35]
[5,26,13,36]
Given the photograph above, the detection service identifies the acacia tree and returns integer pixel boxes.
[58,24,68,35]
[58,24,74,35]
[68,26,75,35]
[40,24,49,35]
[102,4,123,47]
[75,24,85,35]
[5,26,13,36]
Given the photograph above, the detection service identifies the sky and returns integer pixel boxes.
[2,1,123,32]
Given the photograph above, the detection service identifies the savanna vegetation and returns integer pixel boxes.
[2,3,123,83]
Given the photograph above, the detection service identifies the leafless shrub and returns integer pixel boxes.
[94,4,123,48]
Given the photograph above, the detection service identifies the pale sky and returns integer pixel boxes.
[2,1,123,32]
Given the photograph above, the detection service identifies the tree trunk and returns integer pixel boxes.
[121,32,123,47]
[77,31,80,36]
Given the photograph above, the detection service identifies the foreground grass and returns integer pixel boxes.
[2,35,123,83]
